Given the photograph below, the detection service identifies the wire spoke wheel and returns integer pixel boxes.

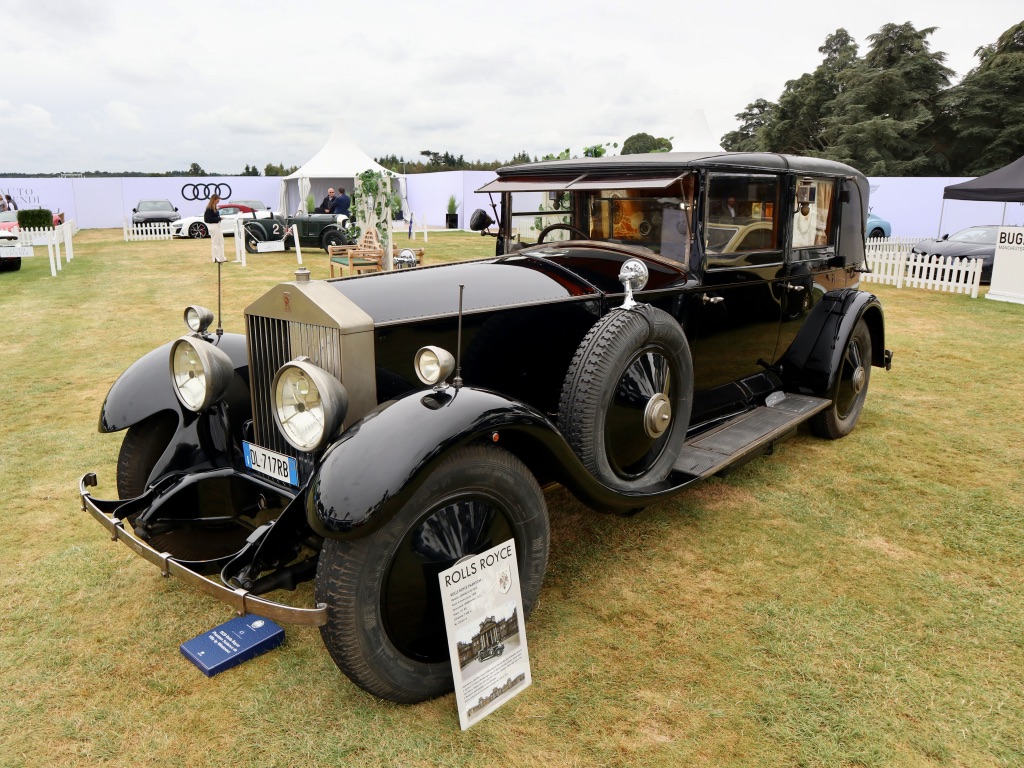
[315,445,549,703]
[559,305,693,490]
[811,317,872,439]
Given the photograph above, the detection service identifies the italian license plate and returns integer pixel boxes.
[243,441,298,486]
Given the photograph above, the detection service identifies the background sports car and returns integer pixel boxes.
[171,204,272,239]
[132,199,180,225]
[911,225,999,283]
[866,211,891,238]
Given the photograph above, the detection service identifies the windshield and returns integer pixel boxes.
[138,201,173,212]
[950,226,999,244]
[507,175,695,264]
[0,212,16,223]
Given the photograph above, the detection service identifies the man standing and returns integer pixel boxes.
[336,187,351,217]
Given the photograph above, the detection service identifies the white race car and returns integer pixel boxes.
[171,203,273,239]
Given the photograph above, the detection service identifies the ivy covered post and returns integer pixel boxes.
[352,168,397,269]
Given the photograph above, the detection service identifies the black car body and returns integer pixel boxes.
[911,225,1000,283]
[242,211,358,253]
[81,151,891,704]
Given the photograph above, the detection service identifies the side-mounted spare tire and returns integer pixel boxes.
[558,305,693,491]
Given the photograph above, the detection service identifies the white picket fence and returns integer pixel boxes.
[863,236,984,298]
[10,221,79,276]
[124,220,173,241]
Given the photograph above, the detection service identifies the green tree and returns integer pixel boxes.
[943,21,1024,174]
[264,162,298,176]
[241,164,260,176]
[822,22,954,175]
[721,99,777,152]
[621,133,673,154]
[187,162,206,176]
[759,30,860,154]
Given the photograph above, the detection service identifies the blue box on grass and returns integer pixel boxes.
[180,615,284,677]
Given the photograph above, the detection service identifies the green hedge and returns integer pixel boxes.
[18,209,54,229]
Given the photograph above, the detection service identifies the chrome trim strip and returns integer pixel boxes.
[79,474,328,627]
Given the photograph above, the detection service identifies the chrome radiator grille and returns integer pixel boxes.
[246,314,344,485]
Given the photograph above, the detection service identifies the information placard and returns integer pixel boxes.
[988,226,1024,305]
[439,541,531,730]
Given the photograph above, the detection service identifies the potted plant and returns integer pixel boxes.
[445,195,459,229]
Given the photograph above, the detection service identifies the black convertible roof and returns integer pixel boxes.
[478,152,866,194]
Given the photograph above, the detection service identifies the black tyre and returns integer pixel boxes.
[188,222,208,239]
[0,257,22,272]
[559,305,693,491]
[116,412,178,498]
[244,224,265,254]
[315,444,549,703]
[868,227,885,238]
[811,318,872,439]
[321,229,344,250]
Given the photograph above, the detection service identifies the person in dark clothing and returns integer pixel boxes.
[336,187,351,217]
[3,195,16,211]
[204,194,226,262]
[318,188,345,214]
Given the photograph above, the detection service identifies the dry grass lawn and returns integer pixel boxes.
[0,229,1022,767]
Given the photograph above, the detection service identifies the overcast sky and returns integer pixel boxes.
[1,1,1020,174]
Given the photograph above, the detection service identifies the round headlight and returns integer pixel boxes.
[169,336,234,412]
[414,346,455,387]
[272,360,348,452]
[184,305,214,333]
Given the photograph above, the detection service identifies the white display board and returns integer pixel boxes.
[439,541,532,730]
[987,227,1024,305]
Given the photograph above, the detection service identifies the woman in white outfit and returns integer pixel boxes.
[204,194,225,262]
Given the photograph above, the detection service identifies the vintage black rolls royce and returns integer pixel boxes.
[80,151,892,704]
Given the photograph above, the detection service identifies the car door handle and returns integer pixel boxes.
[702,295,724,305]
[787,284,806,292]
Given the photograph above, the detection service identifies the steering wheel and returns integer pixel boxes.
[537,223,589,243]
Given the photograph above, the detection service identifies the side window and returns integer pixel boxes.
[792,178,837,249]
[705,174,782,269]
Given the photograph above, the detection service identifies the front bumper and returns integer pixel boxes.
[79,472,327,627]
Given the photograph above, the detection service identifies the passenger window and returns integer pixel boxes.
[705,174,781,269]
[792,178,836,248]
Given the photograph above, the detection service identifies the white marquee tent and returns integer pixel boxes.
[279,120,394,215]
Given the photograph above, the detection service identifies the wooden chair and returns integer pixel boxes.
[329,229,384,277]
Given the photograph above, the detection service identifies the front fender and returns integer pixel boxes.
[779,289,886,396]
[306,386,564,539]
[99,332,250,433]
[306,384,708,541]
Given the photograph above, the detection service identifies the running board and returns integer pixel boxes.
[673,394,830,479]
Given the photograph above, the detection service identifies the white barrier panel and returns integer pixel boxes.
[863,236,983,298]
[124,220,173,241]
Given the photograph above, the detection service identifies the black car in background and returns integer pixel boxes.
[81,151,891,705]
[911,225,1000,283]
[131,199,180,226]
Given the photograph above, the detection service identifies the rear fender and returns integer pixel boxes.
[779,289,886,396]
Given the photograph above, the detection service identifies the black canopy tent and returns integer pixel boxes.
[938,155,1024,234]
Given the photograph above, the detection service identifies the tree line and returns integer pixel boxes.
[721,21,1024,176]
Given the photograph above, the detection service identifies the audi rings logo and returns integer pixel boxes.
[181,183,232,201]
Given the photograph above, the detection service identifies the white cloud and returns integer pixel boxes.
[0,0,1020,173]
